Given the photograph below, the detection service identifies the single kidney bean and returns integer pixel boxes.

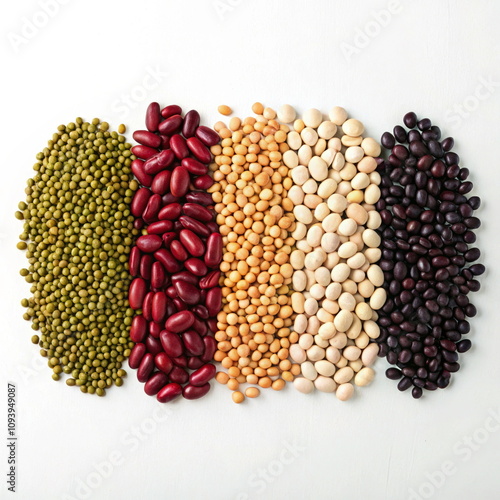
[188,357,205,370]
[157,383,183,403]
[161,105,182,119]
[179,229,205,257]
[207,318,217,333]
[133,130,162,149]
[147,220,174,235]
[170,134,189,159]
[144,372,169,396]
[182,330,205,356]
[205,233,222,268]
[137,353,155,383]
[151,170,172,195]
[158,203,182,220]
[131,159,153,187]
[142,292,154,321]
[146,102,161,132]
[182,110,200,138]
[129,278,147,309]
[195,125,220,147]
[129,315,148,343]
[162,232,177,248]
[200,336,217,363]
[128,246,141,277]
[186,137,212,163]
[179,216,211,238]
[199,270,220,289]
[142,194,162,223]
[172,355,188,368]
[182,383,210,400]
[173,297,187,312]
[183,203,213,222]
[170,366,189,385]
[131,145,158,160]
[158,114,183,135]
[140,254,152,280]
[189,363,216,387]
[185,191,213,206]
[154,249,181,273]
[174,280,201,305]
[160,330,184,357]
[170,166,190,198]
[181,157,208,176]
[193,174,214,190]
[154,352,173,374]
[128,343,147,369]
[143,150,175,175]
[149,320,162,338]
[131,188,152,217]
[170,240,187,262]
[165,310,195,333]
[151,261,166,289]
[145,335,163,356]
[193,305,209,319]
[184,258,208,276]
[191,316,208,336]
[152,291,168,324]
[171,271,198,286]
[137,234,162,253]
[166,285,177,298]
[160,135,170,149]
[205,287,222,317]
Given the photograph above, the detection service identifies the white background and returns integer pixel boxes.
[1,1,499,499]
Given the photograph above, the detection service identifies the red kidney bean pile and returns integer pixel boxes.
[127,103,223,402]
[375,113,484,398]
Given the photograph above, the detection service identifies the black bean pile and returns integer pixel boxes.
[375,112,484,398]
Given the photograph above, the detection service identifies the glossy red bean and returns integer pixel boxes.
[160,330,184,357]
[171,271,199,286]
[185,191,213,206]
[128,246,141,277]
[193,305,209,319]
[149,320,161,338]
[200,336,217,362]
[151,261,166,289]
[182,330,204,356]
[183,203,213,222]
[158,114,183,135]
[154,352,173,374]
[193,175,214,190]
[184,258,208,277]
[179,216,211,238]
[172,356,188,368]
[170,240,189,261]
[130,315,148,343]
[173,297,187,311]
[162,232,177,248]
[152,291,168,324]
[145,372,169,396]
[179,229,205,257]
[151,170,172,195]
[128,343,146,369]
[189,363,216,386]
[131,159,153,187]
[182,383,210,400]
[129,278,147,309]
[206,287,222,317]
[147,220,174,235]
[158,203,182,220]
[143,150,175,175]
[170,366,189,385]
[142,292,154,321]
[160,105,182,119]
[166,285,177,298]
[133,130,162,149]
[134,219,144,230]
[144,102,161,132]
[170,166,190,198]
[131,188,152,218]
[154,249,181,273]
[142,194,162,223]
[186,137,212,163]
[199,270,220,289]
[160,135,170,149]
[182,110,200,138]
[145,335,163,356]
[174,280,201,305]
[170,134,189,159]
[205,233,222,268]
[195,126,220,147]
[137,234,162,253]
[207,318,217,333]
[157,383,183,403]
[137,353,154,383]
[165,310,195,333]
[139,255,152,281]
[188,357,205,370]
[131,145,158,160]
[181,157,208,176]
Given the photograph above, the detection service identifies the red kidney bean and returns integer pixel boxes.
[129,278,147,309]
[185,191,213,206]
[142,292,154,321]
[193,304,209,319]
[160,135,170,149]
[145,102,161,132]
[137,353,154,383]
[182,383,210,400]
[199,270,220,289]
[154,352,173,374]
[142,194,162,223]
[154,249,181,273]
[145,372,169,396]
[183,203,213,222]
[174,280,201,305]
[189,363,216,386]
[186,137,212,163]
[205,233,222,268]
[170,366,189,385]
[160,330,184,357]
[130,315,148,343]
[145,335,163,356]
[170,166,190,198]
[195,125,220,147]
[179,216,211,238]
[206,221,219,234]
[131,145,158,160]
[158,114,183,135]
[193,175,214,190]
[184,258,207,277]
[181,157,208,176]
[128,246,141,277]
[152,291,168,324]
[191,316,208,336]
[140,254,153,280]
[182,110,200,138]
[134,219,144,230]
[179,229,205,257]
[200,336,217,362]
[131,159,153,187]
[147,220,174,235]
[207,318,217,332]
[151,261,166,289]
[172,297,187,311]
[170,134,189,159]
[166,300,176,317]
[131,188,152,217]
[133,130,162,149]
[161,105,182,119]
[166,286,178,299]
[187,357,205,370]
[170,240,188,261]
[172,356,188,368]
[151,170,172,195]
[162,232,176,248]
[206,287,222,317]
[161,193,180,205]
[128,343,146,369]
[165,310,194,333]
[157,383,182,403]
[137,234,162,253]
[171,271,198,286]
[182,330,204,356]
[149,320,161,338]
[143,150,175,175]
[158,203,182,220]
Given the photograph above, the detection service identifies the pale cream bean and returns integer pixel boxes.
[325,252,340,269]
[296,239,312,253]
[364,320,380,339]
[364,184,381,204]
[278,104,297,123]
[358,279,375,298]
[342,279,358,295]
[364,248,382,263]
[343,345,361,361]
[317,121,337,140]
[339,162,357,181]
[326,346,341,364]
[291,166,310,186]
[320,148,336,166]
[361,343,379,365]
[342,118,364,136]
[301,361,318,380]
[369,171,381,185]
[308,156,328,181]
[290,344,307,363]
[367,210,382,229]
[310,283,325,300]
[303,108,323,128]
[330,332,347,349]
[354,367,375,386]
[292,270,307,291]
[294,377,314,394]
[287,130,302,150]
[291,222,307,241]
[315,267,331,287]
[354,332,370,349]
[338,218,357,236]
[294,314,308,334]
[331,263,351,282]
[322,299,339,315]
[290,249,305,270]
[304,192,321,208]
[362,228,381,248]
[307,345,326,362]
[334,366,354,384]
[304,269,316,290]
[306,225,324,248]
[317,179,337,199]
[329,169,342,183]
[370,288,387,310]
[327,194,348,213]
[293,205,313,224]
[318,322,336,340]
[344,146,364,164]
[307,316,320,335]
[291,292,305,314]
[329,106,348,125]
[316,308,333,324]
[342,135,362,147]
[283,150,299,168]
[304,249,326,271]
[314,203,330,222]
[347,252,366,270]
[294,118,305,132]
[301,127,318,146]
[349,359,363,372]
[336,181,352,198]
[333,309,353,332]
[313,335,330,348]
[321,232,340,253]
[338,292,356,311]
[304,298,319,316]
[314,376,337,393]
[367,265,384,287]
[336,383,354,401]
[346,203,368,225]
[351,172,370,190]
[315,360,335,377]
[313,139,326,156]
[288,185,305,206]
[302,178,318,194]
[361,137,381,157]
[335,356,348,368]
[337,241,357,259]
[298,144,313,165]
[325,282,342,301]
[322,213,342,232]
[346,315,362,339]
[328,137,342,151]
[350,269,366,283]
[332,152,345,171]
[355,302,372,321]
[357,156,377,174]
[299,333,314,350]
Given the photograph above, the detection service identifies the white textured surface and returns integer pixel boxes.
[1,1,499,499]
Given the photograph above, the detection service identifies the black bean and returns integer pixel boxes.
[403,112,417,128]
[381,132,396,149]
